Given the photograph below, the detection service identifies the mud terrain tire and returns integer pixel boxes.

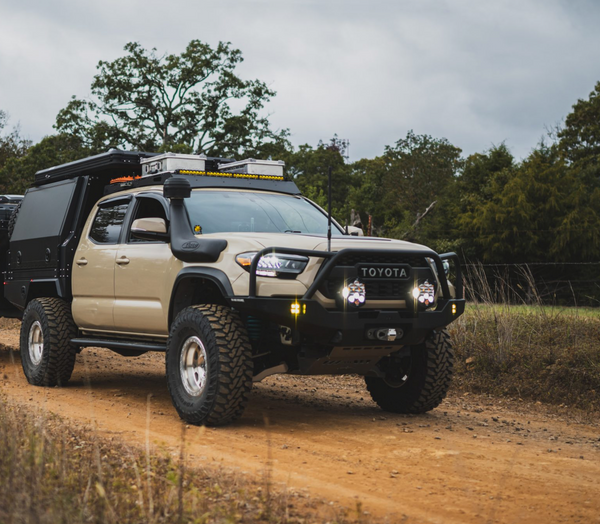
[166,305,253,426]
[20,298,78,387]
[365,329,454,414]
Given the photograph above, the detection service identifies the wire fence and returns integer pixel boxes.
[460,261,600,307]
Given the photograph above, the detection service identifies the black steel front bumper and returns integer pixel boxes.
[229,247,466,347]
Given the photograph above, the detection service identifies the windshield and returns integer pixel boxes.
[184,191,344,236]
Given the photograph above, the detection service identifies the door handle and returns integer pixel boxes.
[116,257,130,265]
[76,258,88,266]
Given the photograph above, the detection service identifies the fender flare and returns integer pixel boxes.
[168,267,234,325]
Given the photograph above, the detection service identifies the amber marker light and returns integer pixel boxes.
[452,303,457,315]
[236,254,253,267]
[291,302,301,315]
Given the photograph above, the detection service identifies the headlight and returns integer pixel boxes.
[236,252,309,278]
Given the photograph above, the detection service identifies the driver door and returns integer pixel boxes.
[113,194,180,336]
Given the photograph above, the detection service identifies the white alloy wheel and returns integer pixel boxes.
[180,336,208,396]
[28,320,44,366]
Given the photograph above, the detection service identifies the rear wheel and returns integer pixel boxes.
[166,305,253,426]
[20,298,78,387]
[365,329,454,414]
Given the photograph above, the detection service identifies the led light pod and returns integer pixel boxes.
[338,278,366,309]
[412,280,435,307]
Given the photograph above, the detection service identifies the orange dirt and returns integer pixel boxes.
[1,325,599,523]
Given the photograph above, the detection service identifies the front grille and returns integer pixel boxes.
[318,253,429,300]
[333,253,428,267]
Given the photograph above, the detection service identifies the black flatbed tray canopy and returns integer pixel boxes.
[34,149,158,186]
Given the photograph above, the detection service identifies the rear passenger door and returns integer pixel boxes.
[72,197,131,332]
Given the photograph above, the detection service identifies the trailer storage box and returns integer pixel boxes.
[218,158,285,178]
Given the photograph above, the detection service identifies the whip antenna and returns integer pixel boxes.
[327,166,332,252]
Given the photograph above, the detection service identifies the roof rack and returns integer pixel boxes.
[104,171,301,196]
[35,150,294,195]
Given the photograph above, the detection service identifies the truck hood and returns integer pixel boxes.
[205,232,434,254]
[312,236,434,254]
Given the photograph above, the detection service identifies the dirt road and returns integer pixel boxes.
[1,325,599,523]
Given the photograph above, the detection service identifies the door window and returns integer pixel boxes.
[128,197,168,243]
[89,202,129,244]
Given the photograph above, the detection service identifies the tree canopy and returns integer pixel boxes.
[343,131,462,244]
[55,41,289,158]
[6,45,600,303]
[0,111,31,172]
[558,81,600,168]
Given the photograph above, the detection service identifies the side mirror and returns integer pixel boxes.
[347,226,364,237]
[131,217,169,242]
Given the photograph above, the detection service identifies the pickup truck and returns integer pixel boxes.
[4,150,465,426]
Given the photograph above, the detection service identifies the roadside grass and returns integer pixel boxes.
[474,303,600,318]
[0,397,367,524]
[449,267,600,414]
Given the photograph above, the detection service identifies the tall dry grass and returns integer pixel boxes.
[0,398,366,524]
[449,265,600,413]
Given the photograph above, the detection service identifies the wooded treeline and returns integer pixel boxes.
[1,41,599,304]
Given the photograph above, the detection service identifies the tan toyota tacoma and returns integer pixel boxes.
[4,151,465,426]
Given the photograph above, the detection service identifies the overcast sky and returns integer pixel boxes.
[1,0,599,162]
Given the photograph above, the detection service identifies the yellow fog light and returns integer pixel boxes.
[452,303,457,315]
[291,302,301,315]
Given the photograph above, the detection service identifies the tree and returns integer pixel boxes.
[0,134,89,194]
[558,81,600,167]
[464,142,570,262]
[553,82,600,260]
[455,144,515,259]
[280,138,352,222]
[347,131,462,243]
[0,110,31,171]
[55,41,289,158]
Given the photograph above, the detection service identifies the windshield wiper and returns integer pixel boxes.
[284,230,302,234]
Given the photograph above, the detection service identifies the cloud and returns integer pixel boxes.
[1,0,599,161]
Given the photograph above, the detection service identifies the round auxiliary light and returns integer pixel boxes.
[341,279,366,308]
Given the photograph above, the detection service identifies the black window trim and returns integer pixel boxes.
[97,194,133,208]
[124,193,170,245]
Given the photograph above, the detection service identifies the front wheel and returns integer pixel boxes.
[166,305,253,426]
[20,298,78,387]
[365,329,454,414]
